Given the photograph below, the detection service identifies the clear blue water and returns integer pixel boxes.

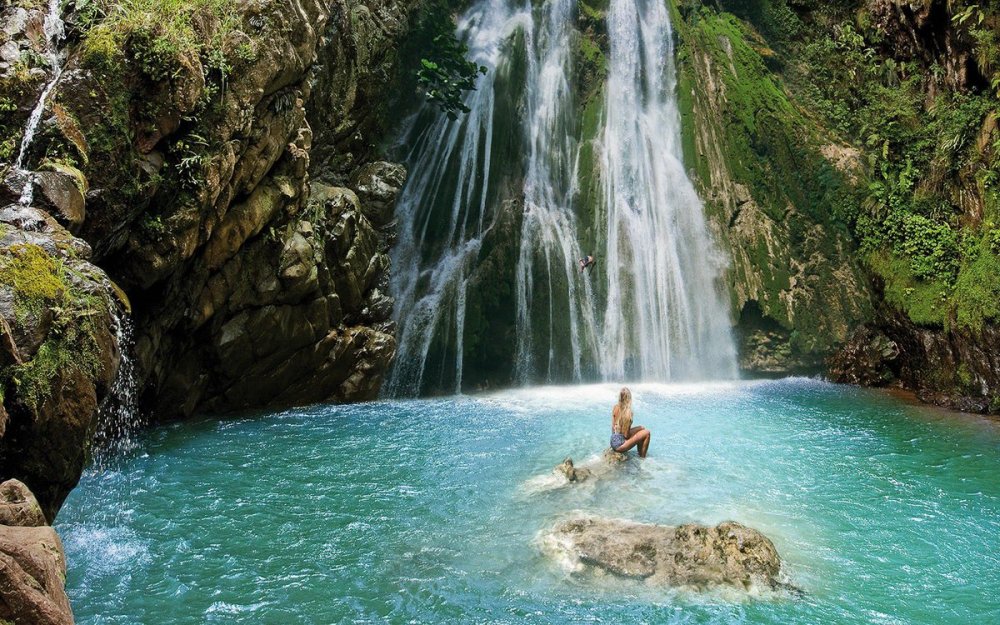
[57,379,1000,623]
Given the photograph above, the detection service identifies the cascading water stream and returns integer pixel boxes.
[13,0,67,206]
[388,0,736,395]
[595,0,737,380]
[388,0,533,395]
[514,0,597,384]
[92,309,142,466]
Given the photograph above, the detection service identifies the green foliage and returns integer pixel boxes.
[953,3,1000,97]
[768,0,1000,332]
[169,132,209,190]
[406,0,487,120]
[418,34,488,120]
[78,0,250,80]
[953,234,1000,330]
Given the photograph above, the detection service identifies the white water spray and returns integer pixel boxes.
[92,308,143,467]
[13,0,67,206]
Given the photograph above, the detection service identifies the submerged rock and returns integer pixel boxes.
[551,449,629,486]
[555,457,593,483]
[545,515,787,593]
[0,480,74,625]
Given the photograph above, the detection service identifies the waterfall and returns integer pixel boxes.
[595,0,737,380]
[13,0,67,207]
[514,0,598,384]
[388,0,736,395]
[388,0,533,395]
[92,308,143,467]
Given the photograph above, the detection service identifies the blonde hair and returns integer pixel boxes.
[613,387,633,435]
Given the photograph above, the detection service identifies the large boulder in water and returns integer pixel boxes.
[0,480,74,625]
[545,515,786,593]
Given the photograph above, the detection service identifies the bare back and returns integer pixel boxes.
[612,404,632,436]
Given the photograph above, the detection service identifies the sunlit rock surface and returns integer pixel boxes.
[545,515,787,593]
[0,479,74,625]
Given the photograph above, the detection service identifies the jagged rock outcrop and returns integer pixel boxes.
[0,479,74,625]
[1,0,414,421]
[544,515,789,593]
[0,206,121,519]
[830,309,1000,413]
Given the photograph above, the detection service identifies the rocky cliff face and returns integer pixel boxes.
[1,0,416,518]
[3,0,413,420]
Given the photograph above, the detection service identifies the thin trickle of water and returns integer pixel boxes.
[389,0,736,395]
[92,309,143,467]
[14,0,67,206]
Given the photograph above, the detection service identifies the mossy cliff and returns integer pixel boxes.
[670,1,872,373]
[2,0,418,421]
[0,205,122,521]
[1,0,422,524]
[670,0,1000,412]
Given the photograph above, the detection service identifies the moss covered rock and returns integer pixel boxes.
[0,205,122,519]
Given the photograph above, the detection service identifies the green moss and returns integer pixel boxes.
[867,251,949,327]
[953,236,1000,331]
[0,244,66,319]
[0,245,104,412]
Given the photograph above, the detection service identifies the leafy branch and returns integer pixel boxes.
[417,34,487,120]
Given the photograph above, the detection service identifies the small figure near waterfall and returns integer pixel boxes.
[578,254,596,273]
[610,387,650,457]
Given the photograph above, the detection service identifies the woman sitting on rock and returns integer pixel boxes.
[610,387,650,457]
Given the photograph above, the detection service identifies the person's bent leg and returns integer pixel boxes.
[639,430,650,457]
[615,430,648,454]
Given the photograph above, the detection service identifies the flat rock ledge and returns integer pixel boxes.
[0,479,74,625]
[545,515,792,595]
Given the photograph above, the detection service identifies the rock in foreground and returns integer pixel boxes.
[546,515,786,593]
[0,480,74,625]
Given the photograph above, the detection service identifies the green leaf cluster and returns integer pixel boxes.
[418,34,488,120]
